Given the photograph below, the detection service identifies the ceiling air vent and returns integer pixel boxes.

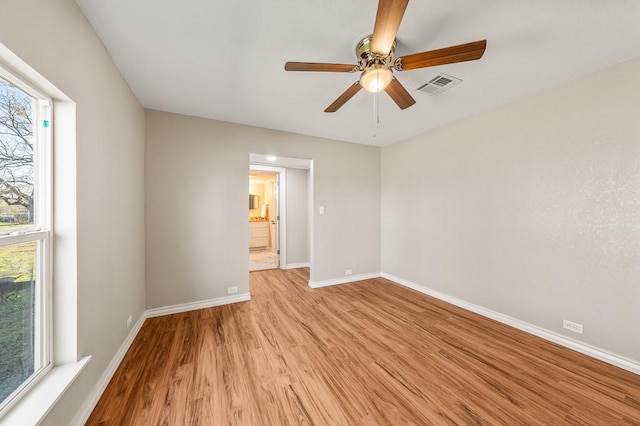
[416,73,462,96]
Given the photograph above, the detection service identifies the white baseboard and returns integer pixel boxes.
[281,262,310,270]
[381,272,640,375]
[71,292,251,424]
[145,293,251,318]
[72,313,145,425]
[309,272,381,288]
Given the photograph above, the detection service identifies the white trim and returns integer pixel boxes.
[277,169,286,268]
[0,229,50,245]
[281,262,310,270]
[0,61,51,103]
[2,357,90,426]
[145,293,251,318]
[381,273,640,375]
[71,314,145,426]
[307,160,314,280]
[309,272,381,288]
[0,60,54,419]
[249,153,311,169]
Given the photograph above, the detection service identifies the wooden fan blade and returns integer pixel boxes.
[285,62,358,72]
[325,82,362,113]
[384,77,416,110]
[396,40,487,71]
[370,0,409,55]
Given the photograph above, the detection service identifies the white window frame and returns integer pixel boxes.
[0,64,53,418]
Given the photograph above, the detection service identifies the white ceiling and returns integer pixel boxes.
[75,0,640,147]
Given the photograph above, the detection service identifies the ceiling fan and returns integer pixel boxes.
[284,0,487,113]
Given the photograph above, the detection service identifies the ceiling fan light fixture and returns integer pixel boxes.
[360,64,393,93]
[284,2,486,113]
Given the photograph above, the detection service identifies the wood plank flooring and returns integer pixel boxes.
[87,268,640,425]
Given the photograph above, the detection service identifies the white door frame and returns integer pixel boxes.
[249,164,286,267]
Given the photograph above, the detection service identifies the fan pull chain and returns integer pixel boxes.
[372,71,382,139]
[372,91,378,139]
[376,91,381,125]
[373,91,377,124]
[376,72,381,124]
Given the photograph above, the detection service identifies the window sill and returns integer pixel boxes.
[1,356,91,425]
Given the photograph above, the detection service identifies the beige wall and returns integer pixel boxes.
[4,1,636,422]
[0,0,146,424]
[286,168,309,265]
[145,110,381,308]
[382,57,640,362]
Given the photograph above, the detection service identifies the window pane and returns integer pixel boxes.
[0,241,37,404]
[0,77,35,231]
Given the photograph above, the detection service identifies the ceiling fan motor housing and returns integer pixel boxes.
[356,35,396,71]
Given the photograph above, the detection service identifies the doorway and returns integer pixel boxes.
[249,166,285,271]
[249,153,313,276]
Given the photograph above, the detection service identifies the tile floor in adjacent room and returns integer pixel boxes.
[249,248,278,271]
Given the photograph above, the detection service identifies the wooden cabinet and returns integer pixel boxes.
[249,221,269,248]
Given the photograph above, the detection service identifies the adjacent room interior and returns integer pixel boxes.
[0,1,639,424]
[248,169,279,271]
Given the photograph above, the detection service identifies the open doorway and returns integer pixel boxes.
[249,166,285,271]
[249,153,312,275]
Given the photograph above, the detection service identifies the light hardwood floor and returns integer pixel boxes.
[87,268,640,425]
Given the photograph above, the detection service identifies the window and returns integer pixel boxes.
[0,66,51,416]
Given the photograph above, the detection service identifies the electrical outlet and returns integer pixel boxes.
[228,286,238,294]
[345,269,352,276]
[563,319,583,334]
[126,315,133,330]
[319,206,325,215]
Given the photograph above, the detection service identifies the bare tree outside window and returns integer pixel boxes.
[0,76,37,406]
[0,76,33,226]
